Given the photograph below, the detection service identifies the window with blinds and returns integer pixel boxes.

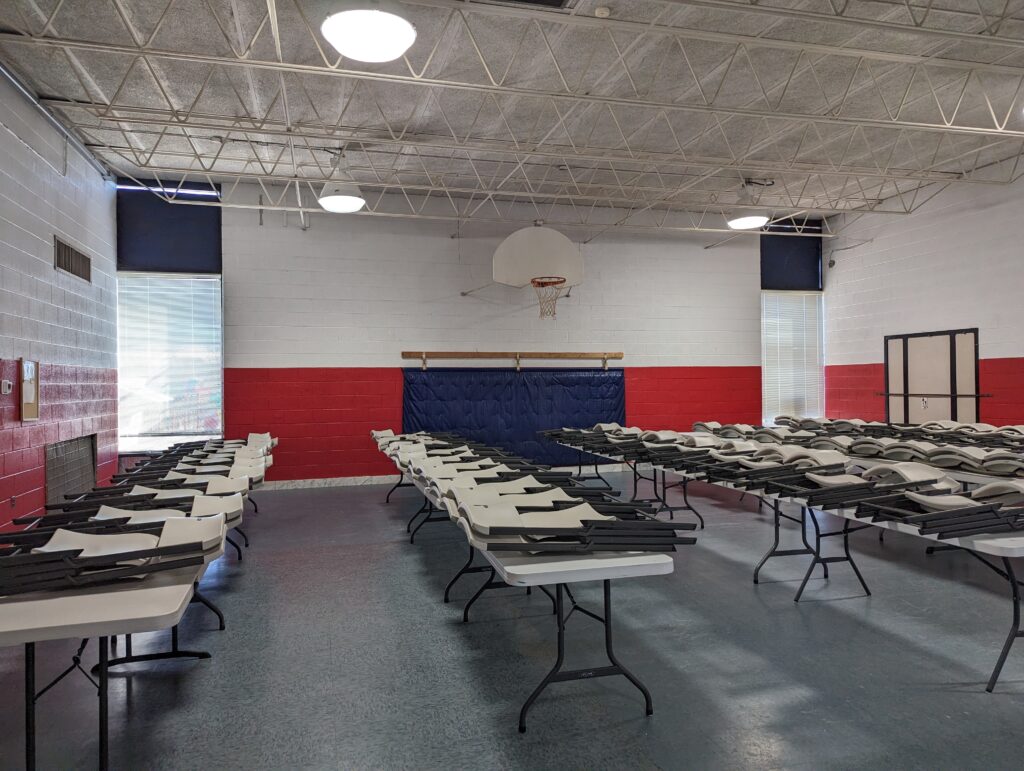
[117,274,223,452]
[761,291,824,426]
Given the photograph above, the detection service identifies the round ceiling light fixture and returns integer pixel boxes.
[726,180,770,230]
[726,214,770,230]
[318,178,366,213]
[321,1,417,63]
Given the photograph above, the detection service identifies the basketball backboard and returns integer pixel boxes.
[492,226,584,288]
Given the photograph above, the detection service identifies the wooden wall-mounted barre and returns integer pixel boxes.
[401,351,625,370]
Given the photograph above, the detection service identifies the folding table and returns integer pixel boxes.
[0,567,202,770]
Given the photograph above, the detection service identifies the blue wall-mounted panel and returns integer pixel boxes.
[117,182,222,273]
[402,368,625,466]
[760,233,822,291]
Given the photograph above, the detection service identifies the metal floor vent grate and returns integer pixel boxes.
[45,436,97,505]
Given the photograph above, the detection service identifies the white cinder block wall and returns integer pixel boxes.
[825,174,1024,365]
[220,186,765,480]
[0,76,117,367]
[824,168,1024,423]
[221,198,762,369]
[0,74,119,525]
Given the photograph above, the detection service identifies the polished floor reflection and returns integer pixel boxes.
[1,475,1022,769]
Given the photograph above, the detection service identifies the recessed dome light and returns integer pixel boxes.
[321,1,417,63]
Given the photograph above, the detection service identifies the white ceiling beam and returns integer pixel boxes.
[5,33,1024,140]
[108,191,838,238]
[656,0,1024,50]
[405,0,1024,75]
[94,156,903,215]
[56,100,999,184]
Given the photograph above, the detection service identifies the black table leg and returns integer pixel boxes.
[406,499,428,533]
[385,472,409,503]
[800,507,828,579]
[463,567,496,622]
[25,642,34,771]
[519,584,565,732]
[654,472,705,528]
[753,501,820,586]
[444,543,478,603]
[843,520,872,597]
[192,584,226,630]
[98,636,108,770]
[754,500,782,584]
[410,502,448,544]
[928,551,1024,692]
[794,508,825,601]
[681,480,705,528]
[986,557,1022,692]
[603,580,653,716]
[573,451,611,488]
[93,626,210,672]
[794,509,870,603]
[518,580,654,733]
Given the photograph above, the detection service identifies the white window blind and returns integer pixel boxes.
[761,291,824,425]
[117,274,223,451]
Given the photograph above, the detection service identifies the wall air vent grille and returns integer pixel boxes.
[54,236,92,282]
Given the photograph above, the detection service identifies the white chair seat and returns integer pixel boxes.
[129,485,200,499]
[805,472,869,488]
[93,505,186,523]
[34,529,159,564]
[862,462,959,492]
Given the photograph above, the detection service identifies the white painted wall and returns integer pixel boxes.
[824,171,1024,366]
[0,76,117,368]
[222,193,762,369]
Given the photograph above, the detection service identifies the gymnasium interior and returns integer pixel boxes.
[1,1,1024,768]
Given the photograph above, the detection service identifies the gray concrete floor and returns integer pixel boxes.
[2,474,1023,770]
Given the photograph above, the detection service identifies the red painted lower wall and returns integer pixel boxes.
[824,363,886,421]
[826,358,1024,424]
[224,365,764,481]
[0,361,118,530]
[626,366,762,431]
[223,367,404,481]
[979,358,1024,425]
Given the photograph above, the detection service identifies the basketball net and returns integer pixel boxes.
[531,276,566,319]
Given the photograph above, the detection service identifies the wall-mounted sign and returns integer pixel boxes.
[20,359,39,422]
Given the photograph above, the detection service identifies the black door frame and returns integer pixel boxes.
[883,327,980,423]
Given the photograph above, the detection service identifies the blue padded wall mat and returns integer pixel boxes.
[402,367,625,466]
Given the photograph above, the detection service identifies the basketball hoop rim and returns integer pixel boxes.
[530,276,566,288]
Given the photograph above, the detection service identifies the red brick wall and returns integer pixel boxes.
[824,363,886,421]
[826,359,1024,424]
[0,360,118,530]
[223,367,403,481]
[625,366,762,431]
